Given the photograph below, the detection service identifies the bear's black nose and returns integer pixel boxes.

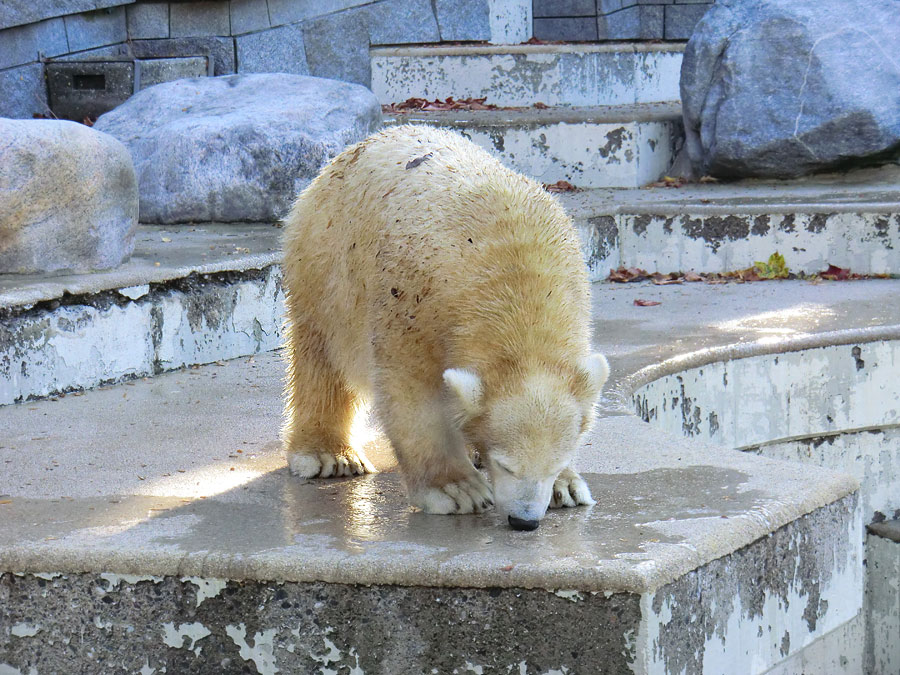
[508,516,540,531]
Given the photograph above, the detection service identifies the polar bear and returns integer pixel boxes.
[281,125,609,530]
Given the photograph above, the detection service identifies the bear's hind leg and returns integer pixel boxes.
[283,320,375,478]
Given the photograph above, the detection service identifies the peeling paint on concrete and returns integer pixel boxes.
[162,621,212,653]
[614,211,900,275]
[181,576,228,607]
[371,44,683,107]
[225,623,280,674]
[388,112,680,189]
[865,528,900,675]
[100,572,164,589]
[634,495,862,675]
[632,340,900,521]
[0,266,284,405]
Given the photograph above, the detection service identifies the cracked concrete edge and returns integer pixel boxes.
[384,102,683,126]
[610,324,900,412]
[0,495,861,675]
[0,224,281,310]
[370,42,687,57]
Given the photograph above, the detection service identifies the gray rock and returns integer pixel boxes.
[0,119,138,274]
[0,63,51,119]
[303,10,370,86]
[681,0,900,179]
[435,0,491,41]
[0,18,68,70]
[236,23,309,75]
[93,74,382,223]
[364,0,440,46]
[63,6,127,51]
[126,2,169,39]
[0,0,130,32]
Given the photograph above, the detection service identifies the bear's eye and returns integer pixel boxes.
[492,457,515,475]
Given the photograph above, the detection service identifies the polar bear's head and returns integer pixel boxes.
[444,353,609,530]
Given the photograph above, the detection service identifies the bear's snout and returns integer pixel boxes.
[508,515,540,531]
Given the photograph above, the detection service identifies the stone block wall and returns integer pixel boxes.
[1,0,529,119]
[533,0,712,41]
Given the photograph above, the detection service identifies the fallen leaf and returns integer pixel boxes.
[634,299,662,306]
[651,272,682,285]
[533,102,549,109]
[821,264,852,281]
[608,267,650,283]
[383,97,499,113]
[754,251,789,279]
[161,236,172,243]
[543,180,577,193]
[699,175,719,183]
[0,499,11,505]
[683,270,704,282]
[500,565,514,571]
[648,175,686,188]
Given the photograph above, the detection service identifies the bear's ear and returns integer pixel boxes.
[578,353,610,396]
[443,368,483,422]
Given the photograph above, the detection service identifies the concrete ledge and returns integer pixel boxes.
[387,104,682,188]
[371,43,683,107]
[0,224,281,310]
[559,166,900,278]
[0,492,860,674]
[5,277,896,672]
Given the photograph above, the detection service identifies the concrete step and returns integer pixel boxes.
[3,167,899,404]
[560,165,900,280]
[371,42,684,108]
[628,301,900,672]
[385,103,683,188]
[5,277,893,673]
[0,224,282,405]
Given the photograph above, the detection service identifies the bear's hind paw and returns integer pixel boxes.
[550,470,596,509]
[288,449,375,478]
[417,473,494,515]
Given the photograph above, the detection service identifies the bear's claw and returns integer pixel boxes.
[418,472,494,514]
[550,469,595,509]
[288,450,375,478]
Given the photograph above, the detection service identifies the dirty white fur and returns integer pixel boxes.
[281,125,609,520]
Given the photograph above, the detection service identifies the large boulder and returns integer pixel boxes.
[681,0,900,179]
[94,74,383,224]
[0,119,138,275]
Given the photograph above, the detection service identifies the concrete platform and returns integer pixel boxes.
[371,43,684,108]
[1,225,283,405]
[559,165,900,279]
[386,103,683,188]
[4,279,899,673]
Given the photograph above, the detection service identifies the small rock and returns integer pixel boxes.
[94,74,383,224]
[681,0,900,178]
[0,119,138,275]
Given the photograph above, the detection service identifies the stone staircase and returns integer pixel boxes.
[373,43,685,190]
[2,38,900,675]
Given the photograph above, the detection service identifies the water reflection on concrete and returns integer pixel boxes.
[1,466,763,591]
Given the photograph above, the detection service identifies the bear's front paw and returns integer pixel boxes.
[416,472,494,514]
[288,449,375,478]
[550,469,595,509]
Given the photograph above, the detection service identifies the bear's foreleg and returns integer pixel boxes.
[549,467,596,509]
[283,319,375,478]
[376,381,493,514]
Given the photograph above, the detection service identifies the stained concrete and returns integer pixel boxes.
[385,103,683,188]
[3,272,892,671]
[371,42,684,107]
[0,224,281,310]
